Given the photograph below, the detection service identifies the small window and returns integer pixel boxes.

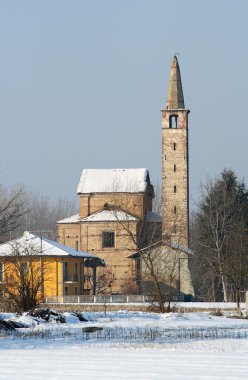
[174,206,177,214]
[174,164,176,172]
[64,262,68,274]
[20,262,28,276]
[74,287,78,296]
[173,143,176,150]
[65,287,68,296]
[164,155,166,160]
[174,185,177,193]
[102,231,115,248]
[0,263,3,282]
[169,115,178,129]
[74,263,78,275]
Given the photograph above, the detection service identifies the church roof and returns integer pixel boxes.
[0,232,96,258]
[77,168,149,194]
[165,56,185,109]
[81,209,138,222]
[57,214,80,224]
[57,210,138,224]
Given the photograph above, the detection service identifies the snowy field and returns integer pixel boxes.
[1,310,248,379]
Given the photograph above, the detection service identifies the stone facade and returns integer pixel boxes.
[161,109,189,246]
[57,169,156,294]
[57,218,139,294]
[161,56,190,247]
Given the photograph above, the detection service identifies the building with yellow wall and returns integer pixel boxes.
[0,232,98,300]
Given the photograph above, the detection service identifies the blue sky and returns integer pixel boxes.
[0,0,247,207]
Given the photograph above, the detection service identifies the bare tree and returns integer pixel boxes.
[191,169,248,305]
[15,192,77,240]
[87,267,115,295]
[0,238,51,312]
[224,221,248,312]
[108,186,192,312]
[0,185,27,243]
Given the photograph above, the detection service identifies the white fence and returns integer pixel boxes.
[45,294,154,304]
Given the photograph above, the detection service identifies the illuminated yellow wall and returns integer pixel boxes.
[0,256,89,298]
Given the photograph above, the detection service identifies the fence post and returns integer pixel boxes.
[127,295,129,303]
[94,295,96,303]
[143,295,145,303]
[246,291,248,317]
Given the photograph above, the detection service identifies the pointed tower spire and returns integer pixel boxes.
[166,56,185,109]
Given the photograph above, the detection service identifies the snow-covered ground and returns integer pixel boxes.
[1,310,248,379]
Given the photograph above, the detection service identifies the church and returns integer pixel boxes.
[57,56,194,298]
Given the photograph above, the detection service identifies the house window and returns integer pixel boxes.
[64,287,68,296]
[64,262,68,274]
[74,287,78,296]
[74,263,78,282]
[102,231,115,248]
[173,143,176,150]
[174,185,177,193]
[0,263,3,282]
[169,115,178,129]
[174,206,177,214]
[20,262,28,276]
[174,164,176,172]
[64,262,70,282]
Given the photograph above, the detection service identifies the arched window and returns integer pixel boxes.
[169,115,178,129]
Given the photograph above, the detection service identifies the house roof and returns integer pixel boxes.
[57,210,138,224]
[57,214,80,224]
[127,240,193,259]
[77,168,150,194]
[0,233,97,259]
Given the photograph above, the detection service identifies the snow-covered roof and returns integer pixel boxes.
[127,240,193,258]
[146,211,162,223]
[169,242,193,256]
[81,209,138,222]
[0,233,96,258]
[57,210,138,224]
[77,169,149,194]
[57,214,80,224]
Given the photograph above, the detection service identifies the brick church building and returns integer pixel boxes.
[57,56,194,297]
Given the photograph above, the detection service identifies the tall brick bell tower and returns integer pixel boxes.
[161,56,190,247]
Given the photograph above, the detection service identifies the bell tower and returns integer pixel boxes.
[161,56,190,247]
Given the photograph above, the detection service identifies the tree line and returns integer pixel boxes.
[190,169,248,311]
[0,185,76,243]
